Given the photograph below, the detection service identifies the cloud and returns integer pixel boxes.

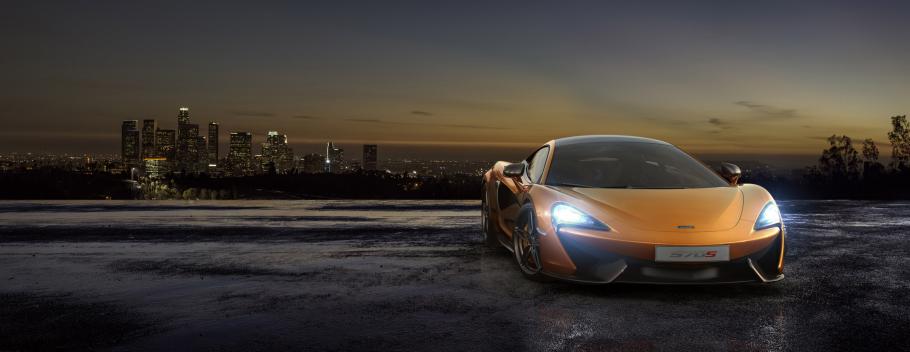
[411,110,433,116]
[343,118,508,130]
[707,117,734,129]
[291,115,320,120]
[704,117,737,134]
[734,101,798,119]
[230,110,276,118]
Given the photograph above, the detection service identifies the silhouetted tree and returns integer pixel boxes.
[862,138,879,162]
[862,138,884,179]
[888,115,910,170]
[818,135,861,181]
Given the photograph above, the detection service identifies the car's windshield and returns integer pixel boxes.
[545,141,729,189]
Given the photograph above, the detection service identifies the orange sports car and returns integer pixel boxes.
[481,135,785,284]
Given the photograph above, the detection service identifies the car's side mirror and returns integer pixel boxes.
[503,163,525,178]
[719,162,741,185]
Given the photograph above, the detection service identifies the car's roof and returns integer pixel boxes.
[553,135,672,147]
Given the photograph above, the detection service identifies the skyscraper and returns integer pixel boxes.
[207,122,219,166]
[177,107,190,124]
[175,107,200,172]
[195,134,206,164]
[261,131,294,174]
[121,120,140,167]
[229,132,253,176]
[325,142,344,173]
[178,123,200,164]
[141,119,157,158]
[155,129,176,160]
[362,144,378,171]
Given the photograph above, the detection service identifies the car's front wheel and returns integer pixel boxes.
[513,204,547,280]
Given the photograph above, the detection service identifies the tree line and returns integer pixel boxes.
[807,115,909,181]
[748,115,910,199]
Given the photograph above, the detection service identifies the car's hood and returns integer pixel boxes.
[562,187,744,232]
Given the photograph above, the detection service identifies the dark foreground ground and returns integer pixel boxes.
[1,200,909,351]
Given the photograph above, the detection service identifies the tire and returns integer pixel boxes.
[480,185,503,248]
[512,204,549,281]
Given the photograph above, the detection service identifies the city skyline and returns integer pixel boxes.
[106,105,545,165]
[4,1,910,168]
[122,106,389,176]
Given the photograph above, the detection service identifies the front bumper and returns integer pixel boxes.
[543,226,785,284]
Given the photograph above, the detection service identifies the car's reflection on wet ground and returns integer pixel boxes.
[0,200,908,351]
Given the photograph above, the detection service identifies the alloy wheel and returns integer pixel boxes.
[513,216,542,275]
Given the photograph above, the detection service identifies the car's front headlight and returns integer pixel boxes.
[552,203,610,231]
[754,202,782,230]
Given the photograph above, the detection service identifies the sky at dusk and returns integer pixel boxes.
[2,0,909,166]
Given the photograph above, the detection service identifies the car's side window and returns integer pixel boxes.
[526,146,550,183]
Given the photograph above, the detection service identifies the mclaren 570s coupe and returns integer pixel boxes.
[481,135,785,284]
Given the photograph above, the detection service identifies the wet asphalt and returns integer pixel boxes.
[0,200,909,351]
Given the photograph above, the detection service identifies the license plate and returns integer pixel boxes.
[655,246,730,262]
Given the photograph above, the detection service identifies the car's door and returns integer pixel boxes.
[499,146,550,237]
